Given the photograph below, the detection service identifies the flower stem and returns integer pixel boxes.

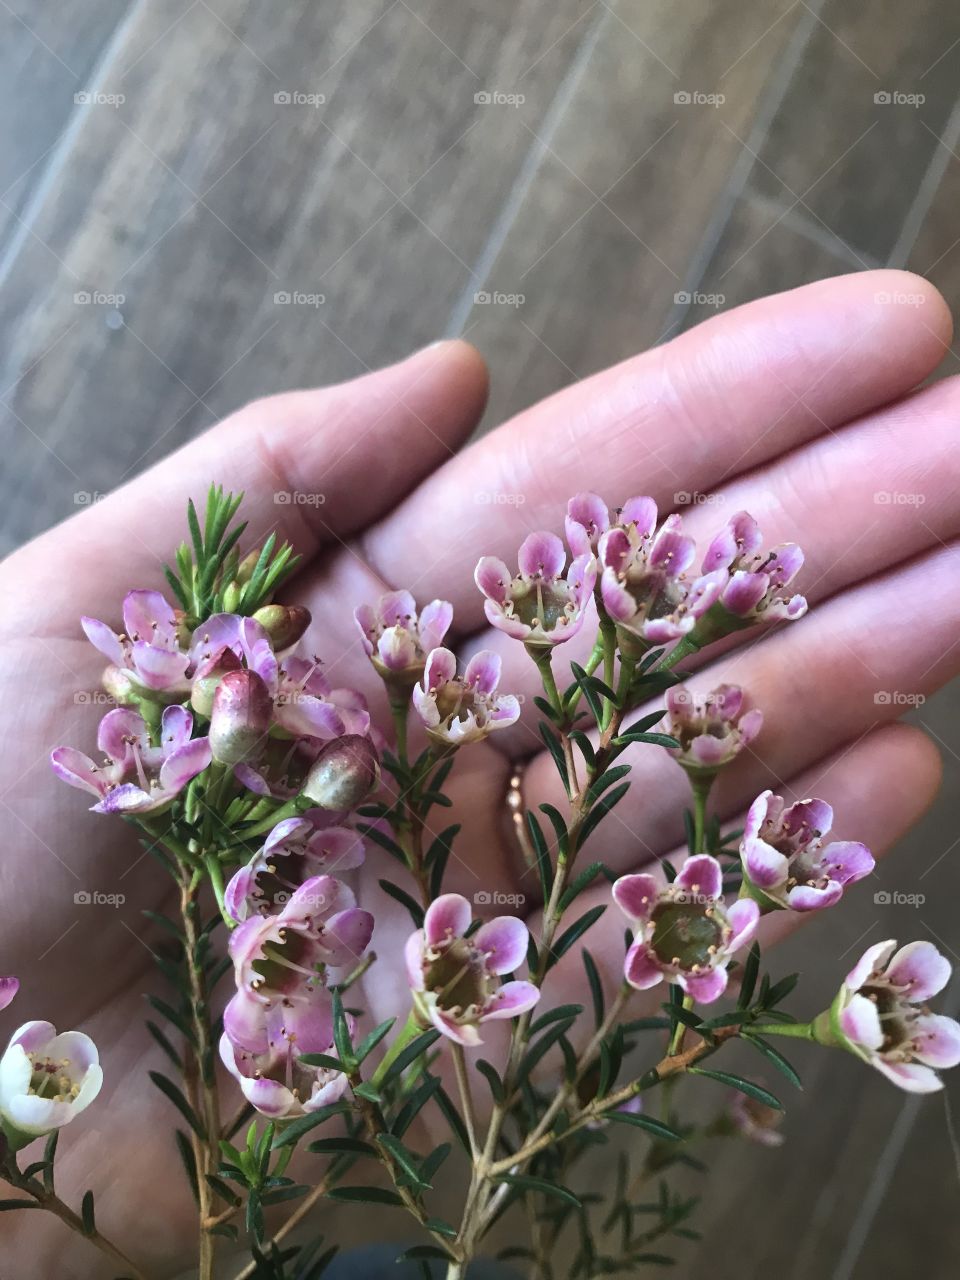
[688,772,715,856]
[751,1021,816,1040]
[370,1009,422,1088]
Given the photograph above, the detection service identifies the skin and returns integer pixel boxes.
[0,268,953,1276]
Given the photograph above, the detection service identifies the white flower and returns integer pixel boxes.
[0,1021,103,1146]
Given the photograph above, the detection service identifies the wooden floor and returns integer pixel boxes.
[3,1,960,1276]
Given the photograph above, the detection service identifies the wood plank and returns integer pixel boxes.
[0,0,595,554]
[745,0,960,265]
[0,0,131,255]
[457,0,805,433]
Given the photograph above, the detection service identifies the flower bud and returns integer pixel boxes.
[301,735,380,810]
[221,581,243,613]
[253,604,311,650]
[190,648,242,717]
[209,670,272,765]
[101,664,139,706]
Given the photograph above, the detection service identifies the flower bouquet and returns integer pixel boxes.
[2,485,956,1279]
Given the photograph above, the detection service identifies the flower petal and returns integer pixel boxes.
[676,854,723,901]
[912,1014,960,1069]
[886,940,952,1002]
[475,916,528,975]
[612,874,659,923]
[680,966,728,1004]
[424,894,471,947]
[481,980,541,1020]
[518,531,565,581]
[839,993,884,1051]
[624,941,663,990]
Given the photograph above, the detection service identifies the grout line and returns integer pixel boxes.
[656,0,828,344]
[442,3,611,338]
[0,0,149,297]
[887,94,960,268]
[830,972,960,1280]
[745,190,883,270]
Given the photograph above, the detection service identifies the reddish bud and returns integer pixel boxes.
[209,670,272,764]
[302,735,380,810]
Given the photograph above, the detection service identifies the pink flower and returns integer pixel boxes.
[741,792,874,912]
[613,855,759,1004]
[598,502,725,647]
[405,894,540,1046]
[226,876,373,1049]
[219,996,349,1118]
[830,940,960,1093]
[0,977,19,1013]
[728,1089,784,1147]
[275,657,370,740]
[82,590,190,697]
[413,649,521,746]
[475,532,596,648]
[700,512,807,625]
[565,492,613,556]
[50,705,211,814]
[661,683,763,773]
[225,817,366,923]
[0,1021,103,1145]
[354,590,453,683]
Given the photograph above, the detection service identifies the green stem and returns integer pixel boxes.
[370,1009,422,1088]
[668,994,695,1055]
[751,1021,816,1040]
[241,796,305,838]
[204,851,232,927]
[688,772,716,855]
[530,647,562,717]
[389,687,410,764]
[659,635,701,671]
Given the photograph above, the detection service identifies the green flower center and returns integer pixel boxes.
[650,902,723,970]
[424,939,488,1014]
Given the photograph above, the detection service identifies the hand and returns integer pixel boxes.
[0,269,952,1277]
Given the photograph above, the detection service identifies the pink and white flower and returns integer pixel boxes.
[413,649,521,746]
[405,894,540,1046]
[598,502,726,647]
[0,1021,103,1146]
[354,590,453,684]
[219,996,349,1118]
[828,940,960,1093]
[225,817,366,923]
[613,855,759,1004]
[275,657,370,740]
[741,792,874,912]
[728,1089,784,1147]
[565,492,613,557]
[475,532,596,648]
[661,683,763,773]
[700,512,807,626]
[82,589,190,697]
[225,876,373,1052]
[50,705,211,814]
[0,977,18,1012]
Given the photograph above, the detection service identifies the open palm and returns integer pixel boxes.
[0,269,955,1278]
